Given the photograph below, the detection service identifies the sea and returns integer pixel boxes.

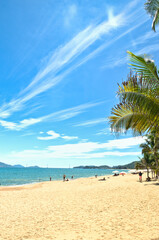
[0,168,129,186]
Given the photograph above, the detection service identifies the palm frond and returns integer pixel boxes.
[109,103,156,133]
[117,77,159,121]
[121,91,159,120]
[127,51,159,84]
[145,0,159,31]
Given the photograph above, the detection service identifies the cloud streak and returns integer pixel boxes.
[75,117,107,127]
[37,130,78,141]
[102,42,159,69]
[102,25,159,69]
[0,101,102,130]
[63,4,77,28]
[9,136,144,160]
[0,1,142,119]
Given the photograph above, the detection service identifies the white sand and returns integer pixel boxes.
[0,174,159,240]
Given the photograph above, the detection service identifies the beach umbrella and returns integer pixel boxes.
[112,171,119,174]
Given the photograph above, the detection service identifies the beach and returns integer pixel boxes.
[0,174,159,240]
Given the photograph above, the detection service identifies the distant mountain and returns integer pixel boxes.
[74,165,111,169]
[0,162,12,168]
[13,164,25,168]
[74,161,139,170]
[0,162,40,168]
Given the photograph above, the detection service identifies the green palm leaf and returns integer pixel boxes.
[127,51,159,85]
[109,104,155,133]
[121,91,159,120]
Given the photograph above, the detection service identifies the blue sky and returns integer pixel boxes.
[0,0,158,167]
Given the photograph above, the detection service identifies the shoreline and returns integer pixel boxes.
[0,174,108,191]
[0,169,130,188]
[0,171,147,191]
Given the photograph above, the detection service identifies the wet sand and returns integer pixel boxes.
[0,174,159,240]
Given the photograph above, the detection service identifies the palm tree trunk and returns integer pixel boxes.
[152,9,159,31]
[154,134,159,179]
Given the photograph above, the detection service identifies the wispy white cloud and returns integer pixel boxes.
[75,117,107,127]
[37,130,78,141]
[47,136,145,152]
[0,1,141,119]
[0,120,17,130]
[10,149,141,160]
[96,127,111,135]
[40,101,103,122]
[0,101,102,131]
[0,118,42,131]
[21,132,35,137]
[62,136,78,140]
[136,43,159,55]
[80,14,148,70]
[63,4,77,28]
[131,31,159,47]
[37,130,60,140]
[102,25,159,69]
[9,136,144,160]
[103,42,159,69]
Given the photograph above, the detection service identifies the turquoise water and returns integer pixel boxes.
[0,168,128,186]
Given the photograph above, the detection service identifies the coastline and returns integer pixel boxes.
[0,175,107,190]
[0,171,126,189]
[0,173,159,240]
[0,168,125,187]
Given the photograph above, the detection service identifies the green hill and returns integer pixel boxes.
[74,161,139,169]
[112,161,139,169]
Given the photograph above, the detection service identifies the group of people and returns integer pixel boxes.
[49,171,152,183]
[139,171,152,182]
[49,175,74,182]
[63,175,74,181]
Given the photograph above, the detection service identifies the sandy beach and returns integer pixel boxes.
[0,174,159,240]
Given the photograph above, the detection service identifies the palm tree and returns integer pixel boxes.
[145,131,159,176]
[109,52,159,175]
[136,155,151,179]
[139,140,155,178]
[137,132,159,177]
[145,0,159,31]
[109,51,159,134]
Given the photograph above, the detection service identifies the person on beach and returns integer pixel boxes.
[50,177,52,181]
[71,176,74,179]
[139,171,143,182]
[63,174,66,181]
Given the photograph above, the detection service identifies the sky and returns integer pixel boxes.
[0,0,159,168]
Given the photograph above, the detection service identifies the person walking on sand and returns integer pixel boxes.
[63,174,66,181]
[139,171,143,183]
